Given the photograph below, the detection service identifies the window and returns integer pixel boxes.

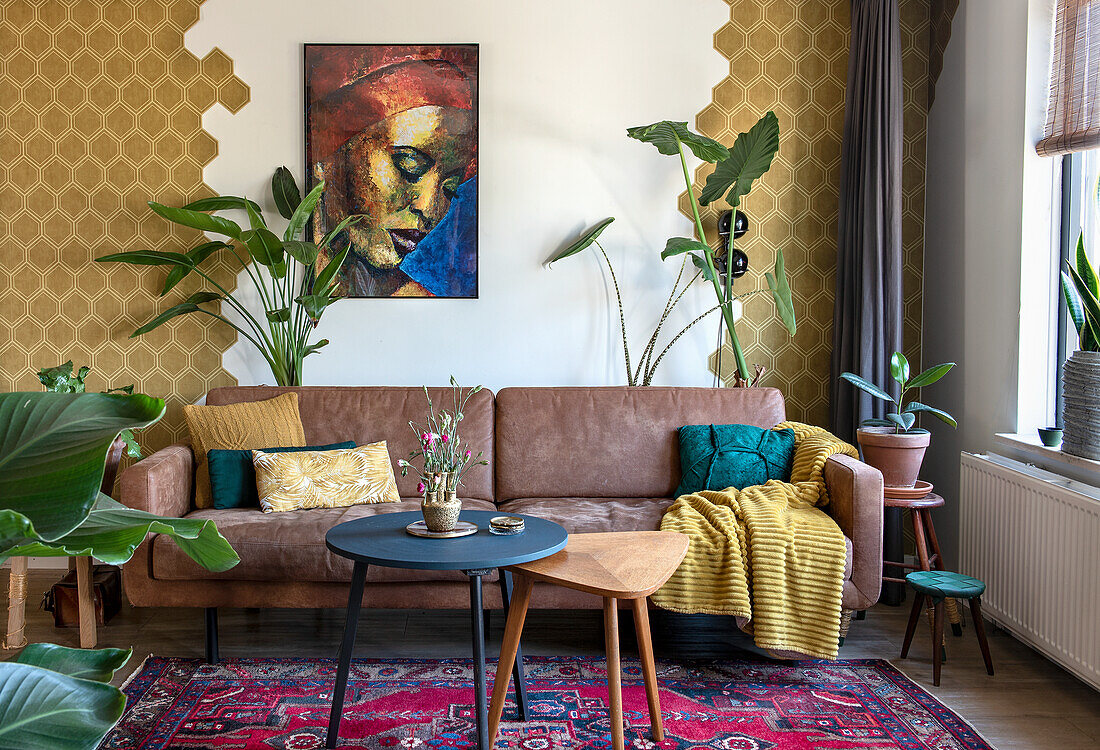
[1055,147,1100,424]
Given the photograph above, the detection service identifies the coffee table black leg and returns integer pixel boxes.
[327,561,368,749]
[498,569,529,720]
[469,572,489,750]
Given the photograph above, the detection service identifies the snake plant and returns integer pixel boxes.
[1061,232,1099,353]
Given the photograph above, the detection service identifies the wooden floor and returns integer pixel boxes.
[6,570,1100,749]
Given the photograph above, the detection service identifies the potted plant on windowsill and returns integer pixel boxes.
[840,353,957,488]
[1060,232,1100,460]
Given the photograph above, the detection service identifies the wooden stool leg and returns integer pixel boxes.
[603,597,624,750]
[900,592,924,658]
[922,510,963,635]
[969,598,995,676]
[3,556,29,650]
[75,556,97,649]
[488,575,533,745]
[911,509,931,571]
[630,597,663,741]
[932,600,944,686]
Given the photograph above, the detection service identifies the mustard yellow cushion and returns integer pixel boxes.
[252,442,401,513]
[184,393,306,509]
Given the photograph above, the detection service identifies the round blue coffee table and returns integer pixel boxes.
[324,510,567,750]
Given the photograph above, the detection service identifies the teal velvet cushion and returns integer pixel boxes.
[208,442,356,509]
[674,424,796,497]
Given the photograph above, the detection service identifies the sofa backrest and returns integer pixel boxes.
[205,386,495,501]
[494,386,787,500]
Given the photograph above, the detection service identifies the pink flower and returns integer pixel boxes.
[442,434,450,443]
[464,450,471,459]
[417,481,426,494]
[421,432,430,442]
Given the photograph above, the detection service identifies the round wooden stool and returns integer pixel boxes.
[882,492,963,636]
[900,570,994,686]
[488,532,690,750]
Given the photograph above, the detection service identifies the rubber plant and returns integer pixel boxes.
[630,114,796,386]
[0,391,240,750]
[840,352,958,433]
[37,361,143,458]
[96,167,363,386]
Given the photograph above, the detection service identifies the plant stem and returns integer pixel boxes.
[594,240,634,386]
[677,141,750,382]
[644,304,722,385]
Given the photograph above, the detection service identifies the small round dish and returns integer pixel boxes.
[489,516,525,536]
[884,480,933,500]
[405,520,479,539]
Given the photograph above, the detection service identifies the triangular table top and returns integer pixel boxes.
[506,531,689,599]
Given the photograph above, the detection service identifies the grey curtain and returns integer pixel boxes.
[830,0,904,442]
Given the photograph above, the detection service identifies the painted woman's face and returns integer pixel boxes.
[319,105,475,270]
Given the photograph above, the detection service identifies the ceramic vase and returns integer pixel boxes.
[856,427,931,488]
[421,473,461,532]
[1062,350,1100,460]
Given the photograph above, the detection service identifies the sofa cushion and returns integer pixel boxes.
[674,424,796,496]
[495,387,787,500]
[206,386,494,501]
[152,499,498,583]
[497,496,853,580]
[209,441,356,509]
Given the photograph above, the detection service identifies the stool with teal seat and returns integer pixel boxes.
[901,570,994,686]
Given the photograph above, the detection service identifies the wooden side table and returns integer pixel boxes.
[882,492,962,636]
[488,532,690,750]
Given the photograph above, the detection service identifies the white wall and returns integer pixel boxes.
[921,0,1056,561]
[187,0,729,390]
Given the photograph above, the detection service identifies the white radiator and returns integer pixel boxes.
[960,452,1100,691]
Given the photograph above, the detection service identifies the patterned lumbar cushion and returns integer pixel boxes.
[674,423,796,497]
[252,442,401,513]
[184,393,306,509]
[208,442,356,510]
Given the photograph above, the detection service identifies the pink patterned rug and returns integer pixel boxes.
[99,656,993,749]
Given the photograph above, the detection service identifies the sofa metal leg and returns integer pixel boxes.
[205,607,219,664]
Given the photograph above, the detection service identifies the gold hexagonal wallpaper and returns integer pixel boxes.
[0,0,247,453]
[690,0,929,426]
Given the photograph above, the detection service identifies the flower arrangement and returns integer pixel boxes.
[398,377,488,496]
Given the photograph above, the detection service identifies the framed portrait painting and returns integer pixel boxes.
[304,44,478,298]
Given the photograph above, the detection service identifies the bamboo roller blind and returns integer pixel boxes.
[1038,0,1100,156]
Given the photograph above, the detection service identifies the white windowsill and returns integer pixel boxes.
[993,433,1100,488]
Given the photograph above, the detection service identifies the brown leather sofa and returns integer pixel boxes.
[120,386,882,635]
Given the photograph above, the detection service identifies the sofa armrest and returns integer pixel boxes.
[119,443,194,518]
[824,453,883,609]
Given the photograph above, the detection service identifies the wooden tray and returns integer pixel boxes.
[884,480,933,499]
[405,520,478,539]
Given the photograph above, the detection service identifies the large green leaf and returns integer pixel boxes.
[15,644,131,683]
[160,241,232,297]
[626,121,729,162]
[548,218,615,265]
[890,352,910,385]
[0,393,164,542]
[907,361,956,389]
[285,181,325,242]
[271,166,302,221]
[318,214,364,250]
[699,111,780,207]
[132,292,222,337]
[148,201,241,239]
[691,252,717,282]
[1062,271,1097,350]
[94,249,194,267]
[903,401,958,428]
[887,412,916,432]
[241,227,286,277]
[182,195,263,215]
[295,293,333,324]
[284,240,320,266]
[764,247,796,335]
[839,372,896,404]
[0,662,125,750]
[661,237,712,261]
[1068,263,1100,347]
[314,245,349,294]
[3,495,239,570]
[1076,232,1098,299]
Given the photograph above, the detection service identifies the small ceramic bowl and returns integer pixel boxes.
[1037,427,1063,447]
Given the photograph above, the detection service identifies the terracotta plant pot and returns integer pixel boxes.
[856,427,931,488]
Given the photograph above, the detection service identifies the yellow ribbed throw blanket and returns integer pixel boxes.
[653,421,858,660]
